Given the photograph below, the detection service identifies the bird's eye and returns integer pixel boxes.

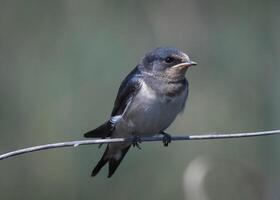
[164,57,175,63]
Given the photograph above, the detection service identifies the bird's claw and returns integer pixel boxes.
[162,132,172,147]
[98,137,106,148]
[132,136,142,150]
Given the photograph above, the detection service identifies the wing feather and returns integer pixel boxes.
[84,66,142,138]
[111,66,142,117]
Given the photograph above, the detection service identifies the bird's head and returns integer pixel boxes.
[140,47,197,80]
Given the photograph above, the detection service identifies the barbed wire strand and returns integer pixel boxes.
[0,129,279,160]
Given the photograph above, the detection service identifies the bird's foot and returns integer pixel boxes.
[161,132,172,147]
[98,137,106,148]
[132,136,142,150]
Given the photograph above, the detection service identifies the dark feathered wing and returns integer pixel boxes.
[84,66,142,177]
[84,122,113,138]
[84,67,142,138]
[110,67,142,117]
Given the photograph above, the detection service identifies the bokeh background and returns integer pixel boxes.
[0,0,280,199]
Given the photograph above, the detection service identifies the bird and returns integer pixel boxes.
[84,47,197,177]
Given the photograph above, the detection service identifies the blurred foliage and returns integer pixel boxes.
[0,0,280,199]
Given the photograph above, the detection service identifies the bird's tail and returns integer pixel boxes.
[91,145,131,178]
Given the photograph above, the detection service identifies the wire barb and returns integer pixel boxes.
[0,129,279,160]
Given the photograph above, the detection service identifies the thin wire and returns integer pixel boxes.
[0,129,279,160]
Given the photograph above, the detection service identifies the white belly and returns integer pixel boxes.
[115,82,188,137]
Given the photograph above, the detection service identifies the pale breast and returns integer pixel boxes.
[119,81,188,135]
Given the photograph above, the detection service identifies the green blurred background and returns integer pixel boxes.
[0,0,280,199]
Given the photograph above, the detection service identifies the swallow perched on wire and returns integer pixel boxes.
[84,47,197,177]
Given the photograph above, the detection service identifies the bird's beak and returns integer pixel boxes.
[186,61,197,66]
[171,61,197,69]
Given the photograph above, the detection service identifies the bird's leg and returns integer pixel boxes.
[98,137,106,148]
[161,132,172,147]
[132,135,142,150]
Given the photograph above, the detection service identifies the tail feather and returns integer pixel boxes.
[91,147,109,177]
[86,122,131,177]
[108,146,131,178]
[90,145,131,177]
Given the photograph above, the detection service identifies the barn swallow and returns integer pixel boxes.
[84,47,197,177]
